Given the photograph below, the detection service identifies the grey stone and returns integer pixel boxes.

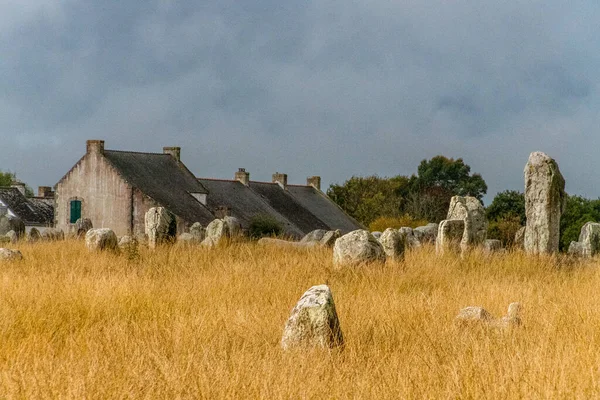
[456,302,522,329]
[41,228,64,241]
[0,248,23,261]
[5,230,17,244]
[75,218,93,238]
[399,227,421,249]
[333,229,386,267]
[144,207,177,249]
[524,152,566,254]
[201,219,230,247]
[85,228,119,252]
[413,223,438,244]
[177,232,202,245]
[572,222,600,258]
[189,222,205,241]
[514,226,525,249]
[483,239,502,253]
[223,216,242,237]
[371,231,382,239]
[568,241,585,256]
[378,228,406,261]
[27,228,41,243]
[257,237,318,249]
[447,196,487,252]
[300,229,328,243]
[320,230,341,247]
[0,215,24,238]
[281,284,344,350]
[436,219,465,255]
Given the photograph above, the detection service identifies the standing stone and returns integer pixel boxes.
[281,285,344,350]
[189,222,205,241]
[5,231,17,244]
[177,232,202,245]
[85,228,119,252]
[223,216,242,237]
[447,196,487,252]
[300,229,327,243]
[258,237,318,249]
[41,228,64,241]
[378,228,406,261]
[524,152,566,254]
[75,218,93,238]
[514,226,526,249]
[145,207,177,249]
[27,227,41,243]
[201,219,230,247]
[333,229,386,267]
[568,222,600,258]
[0,215,24,238]
[436,219,465,255]
[399,227,421,249]
[483,239,502,254]
[0,248,23,261]
[413,223,438,244]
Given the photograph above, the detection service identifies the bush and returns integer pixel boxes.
[368,214,428,232]
[487,214,522,248]
[248,214,283,239]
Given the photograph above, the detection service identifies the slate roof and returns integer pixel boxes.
[248,181,331,234]
[103,151,215,225]
[198,179,305,237]
[0,187,54,226]
[287,185,364,234]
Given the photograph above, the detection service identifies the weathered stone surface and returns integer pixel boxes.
[320,230,341,247]
[514,226,525,249]
[145,207,177,249]
[436,219,465,254]
[483,239,502,253]
[300,229,327,243]
[118,235,139,257]
[85,228,119,252]
[42,228,64,241]
[223,216,242,237]
[570,222,600,258]
[371,231,382,239]
[189,222,205,241]
[177,232,202,245]
[413,223,438,244]
[0,248,23,261]
[333,229,386,267]
[27,228,41,243]
[524,152,566,254]
[378,228,406,261]
[399,227,421,249]
[257,237,318,249]
[447,196,487,252]
[75,218,93,237]
[5,230,17,244]
[0,215,24,238]
[281,284,344,350]
[456,302,521,329]
[201,219,230,247]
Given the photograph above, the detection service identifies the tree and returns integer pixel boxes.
[327,175,409,226]
[486,190,525,224]
[404,156,487,222]
[0,171,14,187]
[559,195,600,251]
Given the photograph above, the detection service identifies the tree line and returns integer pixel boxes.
[327,155,596,251]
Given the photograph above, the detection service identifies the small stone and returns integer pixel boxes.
[333,230,386,267]
[85,228,119,252]
[320,230,341,247]
[378,228,406,261]
[300,229,327,243]
[413,223,438,244]
[5,230,17,244]
[436,219,465,255]
[0,248,23,261]
[27,228,41,243]
[483,239,502,254]
[145,207,177,249]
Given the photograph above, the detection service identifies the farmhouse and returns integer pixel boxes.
[56,140,362,238]
[0,186,54,233]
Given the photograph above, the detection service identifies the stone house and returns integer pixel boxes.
[0,186,54,233]
[56,140,363,238]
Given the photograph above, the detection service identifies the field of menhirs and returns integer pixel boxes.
[0,240,600,398]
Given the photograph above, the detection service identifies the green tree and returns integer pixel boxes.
[559,195,600,251]
[327,175,409,226]
[404,156,487,222]
[486,190,525,224]
[0,171,15,187]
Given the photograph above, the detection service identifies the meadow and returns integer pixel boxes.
[0,240,599,398]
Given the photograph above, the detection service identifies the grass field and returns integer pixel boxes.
[0,240,599,398]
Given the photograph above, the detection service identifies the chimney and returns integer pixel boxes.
[38,186,53,198]
[235,168,250,185]
[10,181,25,196]
[86,140,105,155]
[163,147,181,162]
[307,176,321,191]
[272,172,287,190]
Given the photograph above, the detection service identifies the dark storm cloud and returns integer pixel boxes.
[1,0,599,203]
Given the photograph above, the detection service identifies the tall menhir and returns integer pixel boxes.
[524,152,566,254]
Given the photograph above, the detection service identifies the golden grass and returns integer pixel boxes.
[0,241,599,398]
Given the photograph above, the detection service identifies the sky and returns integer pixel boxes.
[1,1,599,204]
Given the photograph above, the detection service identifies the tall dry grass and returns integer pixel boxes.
[0,240,599,398]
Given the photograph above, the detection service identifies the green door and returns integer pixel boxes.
[70,200,81,223]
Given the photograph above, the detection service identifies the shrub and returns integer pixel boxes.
[248,214,283,239]
[487,214,522,247]
[368,214,428,232]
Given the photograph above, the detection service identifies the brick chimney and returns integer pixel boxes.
[307,176,321,190]
[86,140,105,155]
[235,168,250,185]
[38,186,54,198]
[272,172,287,190]
[163,147,181,162]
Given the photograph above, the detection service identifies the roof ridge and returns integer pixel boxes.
[105,149,167,156]
[198,177,237,182]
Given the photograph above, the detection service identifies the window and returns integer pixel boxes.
[70,200,81,223]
